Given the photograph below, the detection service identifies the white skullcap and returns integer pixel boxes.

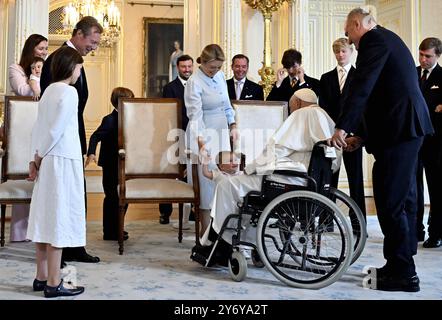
[291,88,318,104]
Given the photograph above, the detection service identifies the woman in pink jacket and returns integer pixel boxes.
[6,33,48,242]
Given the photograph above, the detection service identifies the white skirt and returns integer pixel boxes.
[27,155,86,248]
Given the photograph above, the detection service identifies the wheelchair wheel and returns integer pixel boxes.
[228,251,247,282]
[325,187,367,264]
[256,190,353,289]
[251,249,265,268]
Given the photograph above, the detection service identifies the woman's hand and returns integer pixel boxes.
[34,153,42,169]
[27,161,38,181]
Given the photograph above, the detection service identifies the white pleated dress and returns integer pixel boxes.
[26,82,85,248]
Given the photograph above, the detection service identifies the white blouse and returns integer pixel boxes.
[30,82,81,161]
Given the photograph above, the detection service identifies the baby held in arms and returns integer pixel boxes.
[201,150,243,183]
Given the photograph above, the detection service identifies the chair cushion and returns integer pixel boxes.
[124,179,195,199]
[0,180,34,200]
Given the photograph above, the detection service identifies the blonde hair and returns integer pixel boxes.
[332,38,353,53]
[196,44,225,64]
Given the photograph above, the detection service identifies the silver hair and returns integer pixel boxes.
[348,6,377,25]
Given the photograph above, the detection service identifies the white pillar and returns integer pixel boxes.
[220,0,242,78]
[14,0,49,63]
[289,0,309,53]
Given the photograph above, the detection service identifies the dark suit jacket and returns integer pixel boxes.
[417,64,442,134]
[226,78,264,101]
[162,77,188,130]
[87,109,118,169]
[266,74,320,102]
[336,26,434,153]
[319,66,355,122]
[41,43,88,155]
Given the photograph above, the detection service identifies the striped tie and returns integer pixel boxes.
[338,68,346,93]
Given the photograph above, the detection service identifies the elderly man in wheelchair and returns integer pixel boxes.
[190,89,367,289]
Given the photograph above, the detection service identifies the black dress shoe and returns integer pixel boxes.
[159,216,170,224]
[376,273,420,292]
[44,280,84,298]
[423,237,442,248]
[64,251,100,263]
[33,279,47,292]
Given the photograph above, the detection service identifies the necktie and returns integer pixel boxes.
[338,68,347,93]
[420,69,429,89]
[290,78,297,88]
[235,81,242,100]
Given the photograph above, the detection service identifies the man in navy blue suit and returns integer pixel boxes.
[415,38,442,248]
[329,8,433,292]
[159,54,194,225]
[226,54,264,101]
[319,38,366,220]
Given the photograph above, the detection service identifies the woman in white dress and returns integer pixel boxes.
[6,34,48,242]
[185,44,238,235]
[27,46,85,298]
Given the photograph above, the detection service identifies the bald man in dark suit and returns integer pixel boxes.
[330,8,433,292]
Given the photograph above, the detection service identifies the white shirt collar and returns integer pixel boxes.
[423,63,437,77]
[234,77,245,85]
[66,40,78,51]
[337,63,351,73]
[177,75,187,86]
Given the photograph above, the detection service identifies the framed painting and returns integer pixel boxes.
[143,18,184,98]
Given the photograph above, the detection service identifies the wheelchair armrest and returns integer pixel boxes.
[270,170,318,192]
[272,170,309,178]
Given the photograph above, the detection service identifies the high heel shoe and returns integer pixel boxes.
[44,280,85,298]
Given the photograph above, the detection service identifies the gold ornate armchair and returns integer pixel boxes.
[0,96,38,246]
[117,98,200,254]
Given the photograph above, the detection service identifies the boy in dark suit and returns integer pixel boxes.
[86,87,135,240]
[226,54,264,101]
[266,49,320,103]
[319,38,366,219]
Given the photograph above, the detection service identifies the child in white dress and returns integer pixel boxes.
[28,56,44,100]
[27,46,86,298]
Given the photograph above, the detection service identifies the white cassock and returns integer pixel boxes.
[201,105,341,245]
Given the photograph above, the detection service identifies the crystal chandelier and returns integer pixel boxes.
[62,0,121,47]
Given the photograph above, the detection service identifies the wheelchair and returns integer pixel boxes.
[193,141,367,289]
